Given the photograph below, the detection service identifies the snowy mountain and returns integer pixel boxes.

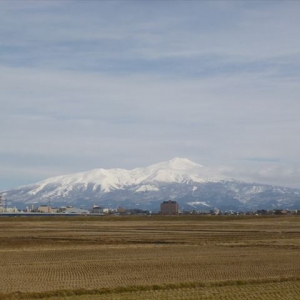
[2,158,300,211]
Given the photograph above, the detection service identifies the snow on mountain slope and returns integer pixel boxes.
[133,185,160,192]
[130,157,226,185]
[25,157,225,196]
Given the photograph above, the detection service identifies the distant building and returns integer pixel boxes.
[0,206,19,213]
[37,205,57,213]
[91,205,104,214]
[160,200,179,215]
[102,208,111,214]
[63,207,89,214]
[117,206,126,214]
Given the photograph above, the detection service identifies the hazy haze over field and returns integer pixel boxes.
[1,1,300,190]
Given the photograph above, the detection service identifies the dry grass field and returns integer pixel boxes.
[0,215,300,299]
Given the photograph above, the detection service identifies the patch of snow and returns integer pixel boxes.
[187,201,211,208]
[134,185,159,192]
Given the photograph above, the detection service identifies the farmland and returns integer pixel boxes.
[0,215,300,299]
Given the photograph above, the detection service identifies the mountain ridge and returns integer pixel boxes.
[2,158,300,211]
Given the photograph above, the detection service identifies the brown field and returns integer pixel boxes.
[1,215,300,299]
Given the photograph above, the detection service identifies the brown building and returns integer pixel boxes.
[117,206,126,214]
[160,200,179,215]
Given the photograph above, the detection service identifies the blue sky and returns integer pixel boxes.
[1,1,300,190]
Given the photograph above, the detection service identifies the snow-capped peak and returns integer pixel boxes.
[14,158,224,197]
[158,157,203,170]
